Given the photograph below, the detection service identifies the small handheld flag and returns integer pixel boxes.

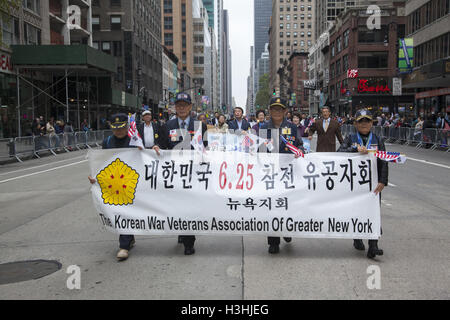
[374,151,406,164]
[280,135,304,158]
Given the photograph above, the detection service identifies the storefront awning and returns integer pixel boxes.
[11,45,116,73]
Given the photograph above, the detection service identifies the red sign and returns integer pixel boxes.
[0,52,13,74]
[357,79,391,93]
[347,69,358,78]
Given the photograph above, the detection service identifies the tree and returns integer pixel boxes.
[255,73,271,110]
[0,0,20,48]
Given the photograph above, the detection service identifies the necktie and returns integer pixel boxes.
[181,121,186,129]
[324,119,329,132]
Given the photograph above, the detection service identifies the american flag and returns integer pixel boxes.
[242,135,254,147]
[374,151,406,164]
[280,135,304,158]
[128,114,144,148]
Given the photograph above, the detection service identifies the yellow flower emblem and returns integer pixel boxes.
[96,158,139,206]
[155,134,159,139]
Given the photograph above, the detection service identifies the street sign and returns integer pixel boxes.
[393,77,402,96]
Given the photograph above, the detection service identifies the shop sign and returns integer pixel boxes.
[357,79,391,94]
[347,69,358,78]
[0,51,13,75]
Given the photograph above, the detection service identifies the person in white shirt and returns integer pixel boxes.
[137,110,163,153]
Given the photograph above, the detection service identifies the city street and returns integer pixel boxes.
[0,139,448,300]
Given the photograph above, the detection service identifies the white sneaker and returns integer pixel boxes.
[116,249,129,261]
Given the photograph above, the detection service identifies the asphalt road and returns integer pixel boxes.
[0,138,449,299]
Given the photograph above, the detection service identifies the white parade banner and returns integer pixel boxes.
[88,149,381,239]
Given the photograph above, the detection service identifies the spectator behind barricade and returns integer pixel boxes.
[55,120,64,134]
[286,112,293,122]
[252,110,266,135]
[81,119,90,132]
[46,118,56,135]
[414,116,424,138]
[32,118,42,136]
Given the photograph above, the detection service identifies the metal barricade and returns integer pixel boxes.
[49,133,65,152]
[63,132,77,151]
[34,134,57,157]
[373,126,382,138]
[0,138,15,162]
[14,136,36,161]
[398,127,408,144]
[75,131,88,149]
[405,128,421,146]
[420,128,438,149]
[95,131,104,146]
[86,131,97,148]
[433,129,449,151]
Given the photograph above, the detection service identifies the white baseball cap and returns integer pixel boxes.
[142,110,152,116]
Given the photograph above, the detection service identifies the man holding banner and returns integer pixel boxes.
[260,97,305,254]
[88,113,137,261]
[164,92,208,255]
[338,109,387,259]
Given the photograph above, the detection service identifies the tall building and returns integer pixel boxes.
[93,0,162,113]
[162,0,194,98]
[221,9,232,111]
[193,0,212,111]
[217,0,224,109]
[246,46,255,115]
[255,43,270,93]
[288,52,310,113]
[254,0,272,70]
[203,0,215,29]
[403,0,450,116]
[269,0,316,96]
[162,46,179,117]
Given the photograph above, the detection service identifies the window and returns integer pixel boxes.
[164,33,173,46]
[358,52,388,68]
[111,16,121,30]
[164,17,172,30]
[343,54,349,71]
[24,22,41,45]
[163,0,172,13]
[102,41,111,54]
[113,41,122,56]
[110,0,121,7]
[280,23,284,29]
[92,16,100,30]
[280,14,284,20]
[358,26,388,43]
[23,0,40,15]
[1,17,19,46]
[116,66,123,82]
[343,29,349,48]
[331,42,335,57]
[337,36,342,52]
[93,41,99,50]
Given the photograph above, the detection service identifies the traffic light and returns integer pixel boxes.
[198,88,202,96]
[273,89,276,96]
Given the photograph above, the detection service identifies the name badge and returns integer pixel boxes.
[282,128,291,135]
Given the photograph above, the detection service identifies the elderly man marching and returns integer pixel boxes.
[338,109,387,259]
[163,92,208,255]
[260,97,304,254]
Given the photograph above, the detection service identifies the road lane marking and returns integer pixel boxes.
[381,200,392,206]
[407,157,450,169]
[0,155,86,176]
[388,183,397,187]
[0,160,88,184]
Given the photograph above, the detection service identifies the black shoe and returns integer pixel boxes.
[184,246,195,255]
[283,237,292,243]
[353,239,365,251]
[178,236,183,244]
[268,244,280,254]
[367,245,383,259]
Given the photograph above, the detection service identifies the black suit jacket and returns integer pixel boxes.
[228,119,251,131]
[137,122,166,149]
[164,117,207,150]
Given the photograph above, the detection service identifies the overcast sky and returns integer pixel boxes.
[223,0,254,107]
